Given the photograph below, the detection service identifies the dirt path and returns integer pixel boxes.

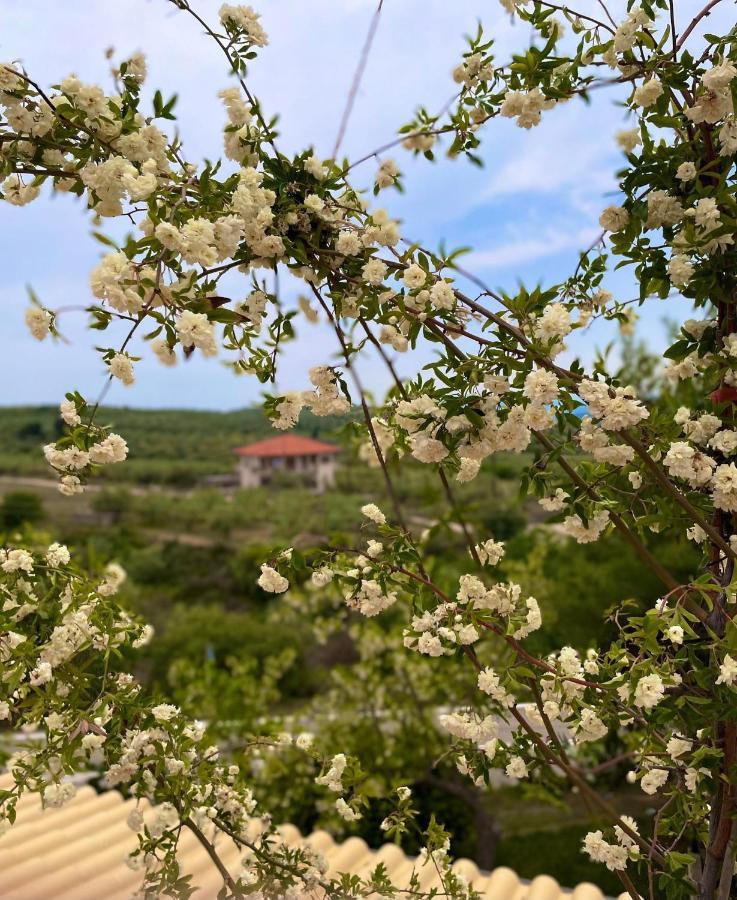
[0,475,185,498]
[142,529,220,547]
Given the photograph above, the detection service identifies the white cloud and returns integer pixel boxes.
[0,0,730,408]
[466,225,599,271]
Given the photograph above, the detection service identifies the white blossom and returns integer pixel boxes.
[257,564,289,594]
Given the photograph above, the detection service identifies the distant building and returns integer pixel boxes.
[233,434,339,491]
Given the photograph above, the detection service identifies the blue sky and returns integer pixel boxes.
[0,0,720,410]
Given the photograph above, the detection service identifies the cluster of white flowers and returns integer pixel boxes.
[537,648,590,718]
[42,406,128,494]
[561,509,610,544]
[346,579,397,618]
[613,6,652,53]
[226,165,280,261]
[302,366,350,417]
[257,564,289,594]
[335,797,361,821]
[374,158,400,190]
[711,463,737,512]
[522,368,559,405]
[646,190,684,229]
[632,672,666,709]
[582,824,637,872]
[616,128,641,154]
[403,599,479,657]
[438,709,498,760]
[533,303,571,344]
[474,538,504,566]
[24,306,52,340]
[500,88,555,128]
[633,77,663,108]
[452,52,493,88]
[0,548,34,574]
[90,251,150,315]
[716,653,737,686]
[3,169,43,206]
[314,753,347,792]
[668,253,695,287]
[219,4,268,46]
[220,87,255,162]
[176,311,218,357]
[0,62,52,138]
[663,410,737,510]
[361,503,386,525]
[477,666,515,708]
[577,416,634,466]
[109,353,135,386]
[43,781,77,808]
[539,487,569,511]
[578,379,648,431]
[664,441,715,487]
[599,205,629,232]
[81,156,158,217]
[635,760,670,795]
[685,60,735,126]
[572,707,608,744]
[456,574,541,639]
[271,367,349,429]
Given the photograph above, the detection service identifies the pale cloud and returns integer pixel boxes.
[0,0,729,409]
[479,96,626,224]
[466,225,599,271]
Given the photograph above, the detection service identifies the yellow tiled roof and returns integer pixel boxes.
[0,782,619,899]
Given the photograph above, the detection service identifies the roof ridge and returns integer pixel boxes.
[233,432,340,457]
[0,784,614,899]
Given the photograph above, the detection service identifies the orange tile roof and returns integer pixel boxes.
[0,777,620,900]
[233,433,340,458]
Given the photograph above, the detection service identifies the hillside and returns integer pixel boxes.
[0,405,353,485]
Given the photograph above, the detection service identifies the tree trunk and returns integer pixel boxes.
[700,276,737,898]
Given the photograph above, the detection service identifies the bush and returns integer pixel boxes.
[0,491,43,529]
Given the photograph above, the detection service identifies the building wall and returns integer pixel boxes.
[237,457,262,489]
[236,455,337,491]
[315,455,336,491]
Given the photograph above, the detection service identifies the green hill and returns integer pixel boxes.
[0,405,353,486]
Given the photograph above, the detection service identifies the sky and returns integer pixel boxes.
[0,0,725,411]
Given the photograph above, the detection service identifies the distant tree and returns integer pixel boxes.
[91,487,133,524]
[0,491,43,529]
[15,421,45,442]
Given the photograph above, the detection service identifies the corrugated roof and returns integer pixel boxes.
[0,779,622,899]
[233,434,340,457]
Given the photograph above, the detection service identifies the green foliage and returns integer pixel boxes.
[501,529,701,654]
[0,405,352,485]
[0,491,43,529]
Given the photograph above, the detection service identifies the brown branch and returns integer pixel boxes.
[531,430,707,621]
[168,0,277,154]
[183,817,239,896]
[420,316,693,607]
[358,316,482,566]
[332,0,385,157]
[508,705,666,866]
[620,430,734,562]
[675,0,724,50]
[310,285,411,537]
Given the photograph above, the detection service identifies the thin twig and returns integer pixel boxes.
[332,0,385,158]
[676,0,724,50]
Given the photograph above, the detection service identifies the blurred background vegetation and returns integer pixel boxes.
[0,392,698,893]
